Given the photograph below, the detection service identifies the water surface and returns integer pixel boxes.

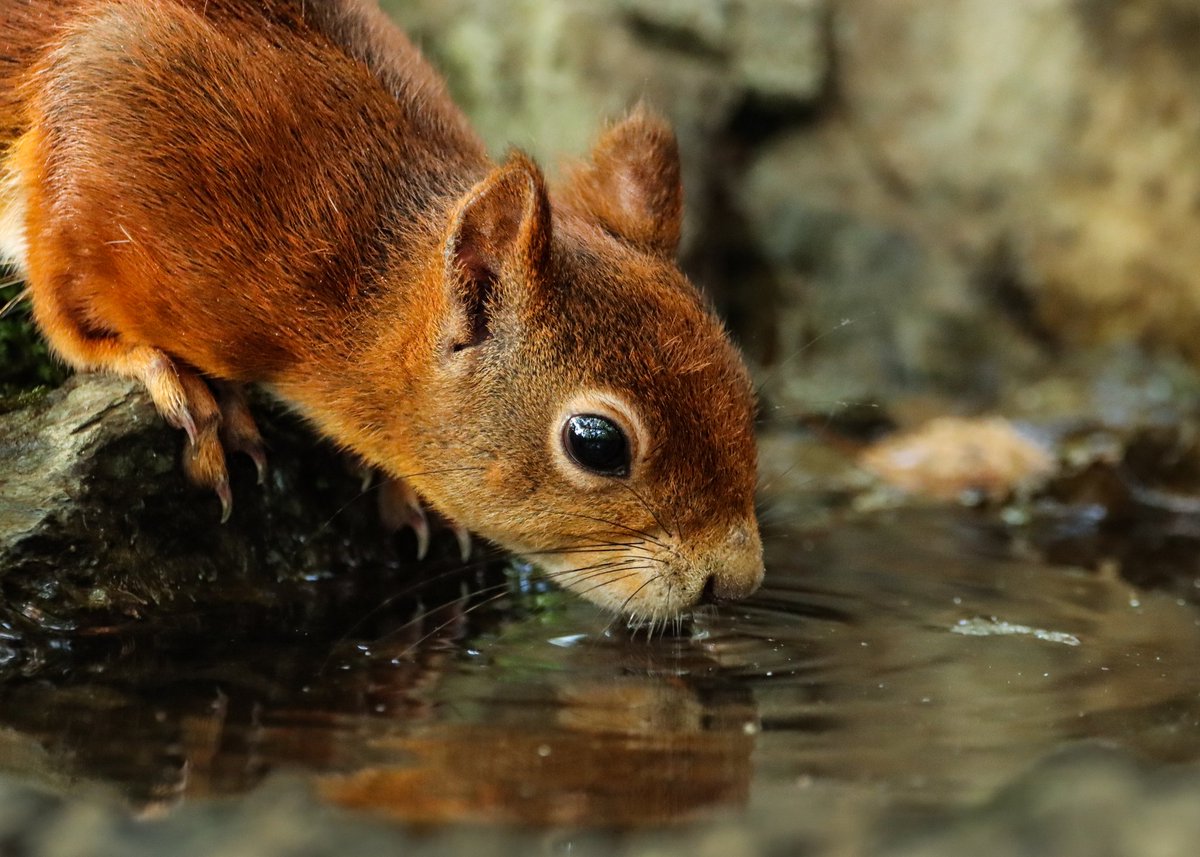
[4,497,1199,834]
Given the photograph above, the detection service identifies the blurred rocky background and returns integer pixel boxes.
[369,0,1200,419]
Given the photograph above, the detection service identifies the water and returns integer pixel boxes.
[4,497,1200,833]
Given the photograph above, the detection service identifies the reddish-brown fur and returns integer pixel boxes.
[1,0,763,618]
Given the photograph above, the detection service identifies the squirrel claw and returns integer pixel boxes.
[451,522,472,562]
[215,382,268,486]
[248,447,268,486]
[177,410,199,447]
[216,479,233,524]
[377,475,471,561]
[142,369,260,517]
[378,477,431,560]
[413,513,432,561]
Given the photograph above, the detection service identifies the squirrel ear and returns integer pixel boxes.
[560,104,683,258]
[443,153,551,351]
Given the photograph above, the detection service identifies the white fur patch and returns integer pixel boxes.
[0,159,28,272]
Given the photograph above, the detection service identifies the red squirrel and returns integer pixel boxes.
[0,0,763,619]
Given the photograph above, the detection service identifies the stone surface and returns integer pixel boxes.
[0,375,425,653]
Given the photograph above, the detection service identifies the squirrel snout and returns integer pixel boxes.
[699,524,764,604]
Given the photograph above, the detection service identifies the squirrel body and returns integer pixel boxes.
[1,0,763,618]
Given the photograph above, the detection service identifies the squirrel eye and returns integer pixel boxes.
[562,414,630,477]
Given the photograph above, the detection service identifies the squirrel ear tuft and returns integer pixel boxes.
[443,153,551,351]
[560,103,683,258]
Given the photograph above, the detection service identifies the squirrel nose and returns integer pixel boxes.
[700,524,764,604]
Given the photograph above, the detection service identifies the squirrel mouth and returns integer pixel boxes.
[525,526,763,619]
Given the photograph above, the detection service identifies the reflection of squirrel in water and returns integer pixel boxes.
[0,0,763,618]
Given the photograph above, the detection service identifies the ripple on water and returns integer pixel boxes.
[3,507,1200,830]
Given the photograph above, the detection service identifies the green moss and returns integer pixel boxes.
[0,276,68,397]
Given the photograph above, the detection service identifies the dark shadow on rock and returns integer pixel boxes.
[0,375,487,675]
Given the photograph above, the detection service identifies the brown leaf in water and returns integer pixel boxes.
[858,417,1055,501]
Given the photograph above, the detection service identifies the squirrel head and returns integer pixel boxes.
[405,107,762,620]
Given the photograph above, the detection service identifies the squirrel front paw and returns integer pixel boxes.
[110,347,264,522]
[377,476,472,561]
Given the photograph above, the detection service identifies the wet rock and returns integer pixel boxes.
[1011,419,1200,603]
[0,375,410,649]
